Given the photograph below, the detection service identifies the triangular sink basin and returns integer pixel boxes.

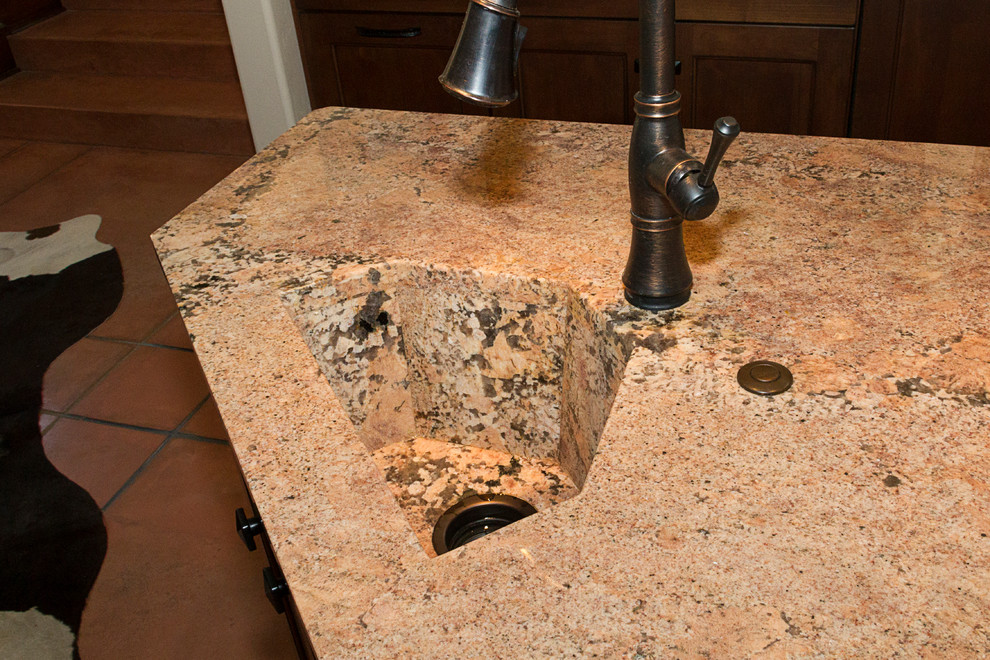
[284,261,628,555]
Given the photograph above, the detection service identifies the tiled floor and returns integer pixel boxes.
[0,139,298,658]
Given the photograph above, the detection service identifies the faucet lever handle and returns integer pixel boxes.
[698,116,740,188]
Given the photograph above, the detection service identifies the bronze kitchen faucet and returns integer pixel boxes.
[440,0,739,310]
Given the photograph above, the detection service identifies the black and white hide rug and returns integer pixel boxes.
[0,215,123,658]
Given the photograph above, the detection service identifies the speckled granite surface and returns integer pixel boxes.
[153,107,990,658]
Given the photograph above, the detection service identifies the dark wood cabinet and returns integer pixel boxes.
[297,12,485,115]
[676,0,858,25]
[292,0,865,138]
[851,0,990,146]
[517,18,638,124]
[297,11,639,125]
[675,22,856,136]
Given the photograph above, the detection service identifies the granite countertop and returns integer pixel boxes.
[153,107,990,658]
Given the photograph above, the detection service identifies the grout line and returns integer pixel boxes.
[42,405,226,444]
[41,409,172,436]
[101,395,213,512]
[138,310,181,344]
[86,333,194,353]
[172,432,230,446]
[172,395,211,436]
[0,140,30,161]
[145,341,194,352]
[55,308,185,421]
[0,142,95,208]
[39,415,59,436]
[53,342,138,416]
[100,436,172,512]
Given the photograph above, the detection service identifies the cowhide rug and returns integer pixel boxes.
[0,215,123,658]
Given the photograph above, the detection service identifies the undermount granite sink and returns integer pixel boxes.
[284,260,628,554]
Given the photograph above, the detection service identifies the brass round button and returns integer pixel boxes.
[748,363,780,382]
[737,360,793,395]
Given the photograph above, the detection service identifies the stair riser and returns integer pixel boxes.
[0,106,253,155]
[9,39,238,81]
[61,0,224,12]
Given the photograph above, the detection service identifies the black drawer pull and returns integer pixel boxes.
[356,26,422,38]
[263,567,289,614]
[235,507,264,551]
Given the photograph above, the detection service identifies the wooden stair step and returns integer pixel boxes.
[0,71,253,154]
[61,0,223,13]
[9,10,237,81]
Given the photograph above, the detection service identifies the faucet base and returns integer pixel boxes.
[621,215,693,311]
[623,287,690,310]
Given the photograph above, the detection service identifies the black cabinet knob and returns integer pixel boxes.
[235,507,264,551]
[263,567,289,614]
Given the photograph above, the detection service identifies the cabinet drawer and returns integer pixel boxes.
[677,0,860,26]
[298,11,489,114]
[318,12,464,48]
[294,1,641,19]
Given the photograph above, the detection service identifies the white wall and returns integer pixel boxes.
[221,0,312,152]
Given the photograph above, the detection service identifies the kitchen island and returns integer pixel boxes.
[153,107,989,657]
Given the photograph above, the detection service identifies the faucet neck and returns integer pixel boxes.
[638,0,676,97]
[627,0,685,222]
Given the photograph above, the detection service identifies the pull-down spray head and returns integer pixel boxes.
[438,0,526,107]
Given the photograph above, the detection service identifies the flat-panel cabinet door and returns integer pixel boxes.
[852,0,990,146]
[516,18,638,124]
[675,22,856,136]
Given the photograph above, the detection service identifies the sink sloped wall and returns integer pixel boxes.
[283,260,628,497]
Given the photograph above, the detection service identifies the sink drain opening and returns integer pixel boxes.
[432,494,536,555]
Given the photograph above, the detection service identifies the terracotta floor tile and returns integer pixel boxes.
[70,345,211,431]
[0,146,241,339]
[0,145,243,340]
[0,141,91,208]
[79,438,297,658]
[180,397,228,441]
[89,237,180,341]
[0,147,245,238]
[42,338,133,412]
[0,138,25,158]
[147,312,194,350]
[42,418,166,508]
